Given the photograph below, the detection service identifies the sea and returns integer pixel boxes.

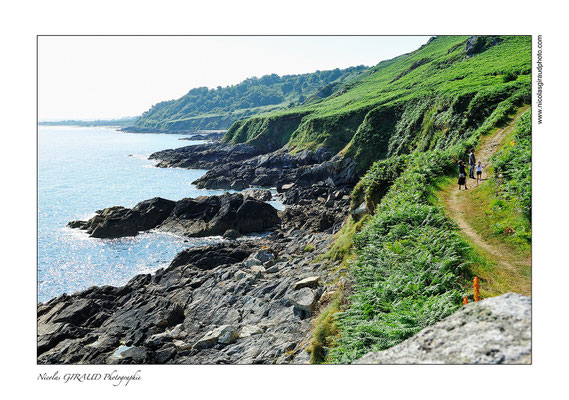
[38,126,280,303]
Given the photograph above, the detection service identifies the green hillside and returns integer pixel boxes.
[284,36,531,364]
[224,36,531,170]
[133,66,368,131]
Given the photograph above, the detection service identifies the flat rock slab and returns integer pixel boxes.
[194,325,239,349]
[292,276,320,291]
[355,293,531,365]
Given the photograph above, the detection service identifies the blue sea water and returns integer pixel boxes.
[38,126,243,303]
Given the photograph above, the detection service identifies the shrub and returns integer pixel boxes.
[503,71,517,83]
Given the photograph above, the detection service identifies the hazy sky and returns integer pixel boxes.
[38,36,430,121]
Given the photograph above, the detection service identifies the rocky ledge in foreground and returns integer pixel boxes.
[67,192,278,239]
[38,227,341,364]
[355,293,531,365]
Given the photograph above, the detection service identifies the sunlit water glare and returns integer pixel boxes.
[38,126,261,303]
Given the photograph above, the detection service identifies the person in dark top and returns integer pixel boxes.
[469,149,476,179]
[458,160,468,190]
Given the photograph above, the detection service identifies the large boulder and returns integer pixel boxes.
[160,194,279,237]
[288,287,319,313]
[291,276,320,291]
[234,200,279,233]
[68,194,279,239]
[169,242,254,270]
[355,293,531,364]
[67,197,176,239]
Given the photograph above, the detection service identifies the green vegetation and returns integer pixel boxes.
[491,110,532,222]
[303,243,316,253]
[298,37,532,363]
[465,176,531,251]
[307,289,344,364]
[439,110,532,297]
[319,109,532,363]
[328,149,471,363]
[133,66,367,131]
[325,215,370,264]
[223,36,530,172]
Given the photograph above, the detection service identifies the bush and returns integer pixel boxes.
[503,71,517,83]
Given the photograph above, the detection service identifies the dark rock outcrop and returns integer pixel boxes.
[169,242,255,270]
[464,35,502,57]
[191,147,358,191]
[158,194,279,237]
[68,194,279,239]
[277,182,352,233]
[149,143,265,170]
[148,140,358,193]
[67,197,176,239]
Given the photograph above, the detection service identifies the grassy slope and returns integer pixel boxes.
[439,109,532,297]
[225,36,531,170]
[309,107,532,364]
[297,37,532,364]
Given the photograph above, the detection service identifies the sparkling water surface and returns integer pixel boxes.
[38,126,244,303]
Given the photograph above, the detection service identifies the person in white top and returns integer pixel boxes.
[476,161,485,185]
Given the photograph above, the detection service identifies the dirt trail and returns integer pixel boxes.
[442,107,531,295]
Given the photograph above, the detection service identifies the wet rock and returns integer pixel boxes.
[169,242,255,270]
[69,194,279,239]
[192,147,352,191]
[67,198,176,239]
[249,249,274,264]
[40,213,336,364]
[149,142,264,170]
[160,193,278,237]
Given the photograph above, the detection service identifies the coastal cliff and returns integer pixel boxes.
[38,35,532,364]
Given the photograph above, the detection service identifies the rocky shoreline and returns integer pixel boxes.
[37,139,532,365]
[148,143,358,191]
[39,141,355,364]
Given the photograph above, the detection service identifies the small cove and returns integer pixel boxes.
[38,126,281,303]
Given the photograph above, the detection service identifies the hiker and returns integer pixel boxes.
[458,160,468,190]
[476,161,485,185]
[469,149,476,179]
